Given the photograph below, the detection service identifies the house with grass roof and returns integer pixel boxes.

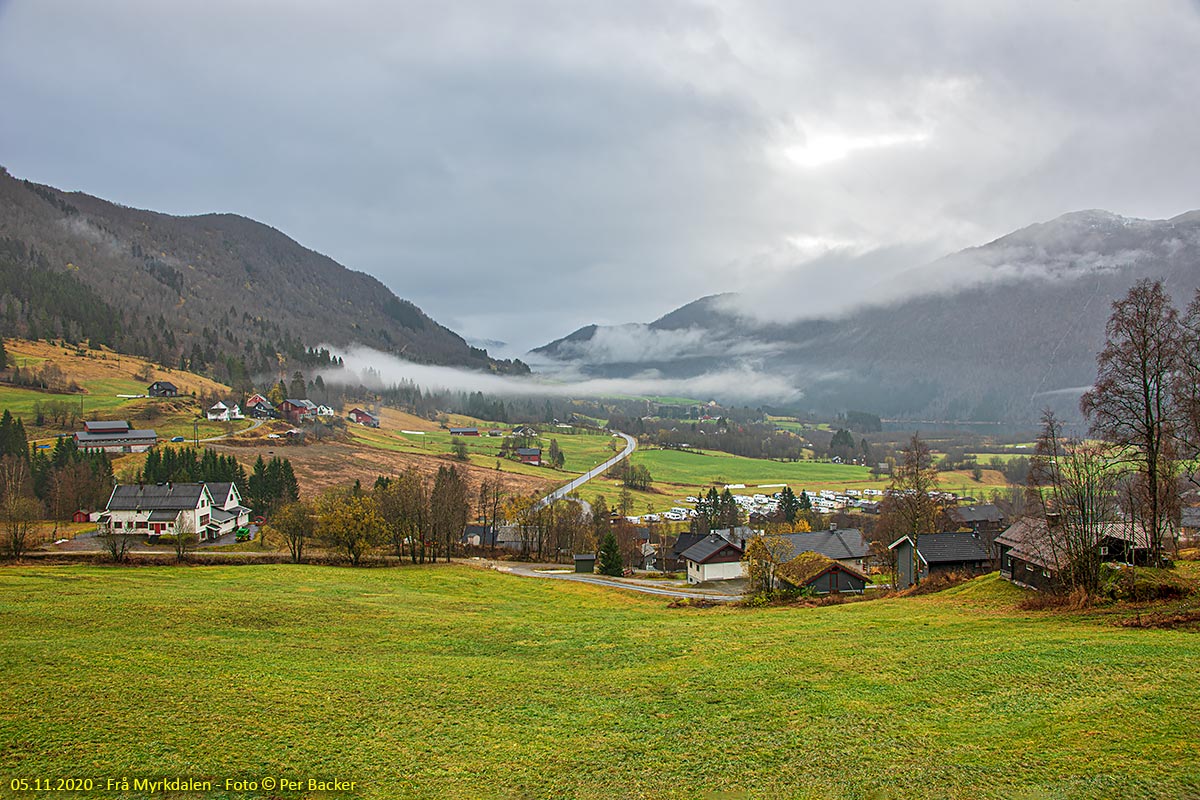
[776,551,870,595]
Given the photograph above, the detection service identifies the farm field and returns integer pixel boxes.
[1,565,1197,799]
[592,448,1009,512]
[347,419,619,483]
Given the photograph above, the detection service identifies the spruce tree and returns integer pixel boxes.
[597,530,623,577]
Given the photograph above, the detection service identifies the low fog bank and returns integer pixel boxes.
[324,345,803,405]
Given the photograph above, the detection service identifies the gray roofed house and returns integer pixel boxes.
[75,420,157,453]
[889,532,991,589]
[1181,507,1200,544]
[946,503,1008,536]
[775,527,869,568]
[104,483,218,541]
[996,516,1153,591]
[681,533,745,584]
[461,524,499,547]
[107,483,212,511]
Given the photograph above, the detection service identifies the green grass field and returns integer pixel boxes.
[349,424,620,483]
[0,565,1196,799]
[630,448,878,487]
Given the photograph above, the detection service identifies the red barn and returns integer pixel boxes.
[516,447,542,466]
[348,408,380,428]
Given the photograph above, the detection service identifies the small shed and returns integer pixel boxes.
[573,554,597,573]
[72,510,90,523]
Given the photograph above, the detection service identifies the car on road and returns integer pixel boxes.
[170,436,185,442]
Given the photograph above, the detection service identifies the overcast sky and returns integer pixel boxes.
[2,1,1199,355]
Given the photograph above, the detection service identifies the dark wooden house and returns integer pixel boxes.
[996,516,1152,592]
[889,532,991,589]
[147,381,178,398]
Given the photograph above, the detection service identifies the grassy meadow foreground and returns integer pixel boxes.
[2,566,1198,799]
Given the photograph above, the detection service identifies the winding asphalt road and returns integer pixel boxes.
[535,431,636,509]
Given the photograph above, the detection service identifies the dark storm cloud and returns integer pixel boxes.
[1,1,1198,351]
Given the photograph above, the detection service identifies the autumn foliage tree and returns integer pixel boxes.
[317,487,385,566]
[273,500,315,563]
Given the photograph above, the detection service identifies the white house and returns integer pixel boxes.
[681,532,746,584]
[101,482,253,542]
[101,483,217,541]
[206,401,244,422]
[205,482,253,537]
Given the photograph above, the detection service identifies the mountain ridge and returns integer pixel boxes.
[0,166,528,386]
[534,209,1200,422]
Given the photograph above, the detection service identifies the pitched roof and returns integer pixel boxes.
[997,517,1153,570]
[915,532,990,563]
[671,532,706,558]
[681,534,744,564]
[777,551,870,587]
[148,381,177,390]
[147,509,180,522]
[107,483,211,511]
[76,429,157,444]
[776,529,869,561]
[84,420,131,434]
[949,504,1005,524]
[461,524,498,545]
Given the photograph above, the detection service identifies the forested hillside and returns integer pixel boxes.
[0,167,528,388]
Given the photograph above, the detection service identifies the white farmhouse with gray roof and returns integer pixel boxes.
[102,483,216,541]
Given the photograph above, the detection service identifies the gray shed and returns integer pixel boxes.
[573,554,597,573]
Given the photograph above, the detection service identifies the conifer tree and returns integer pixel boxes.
[597,529,622,576]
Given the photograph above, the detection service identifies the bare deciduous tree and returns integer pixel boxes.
[97,518,139,563]
[879,433,940,586]
[1080,279,1181,566]
[430,465,468,562]
[1027,410,1119,595]
[1,495,41,559]
[173,514,197,563]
